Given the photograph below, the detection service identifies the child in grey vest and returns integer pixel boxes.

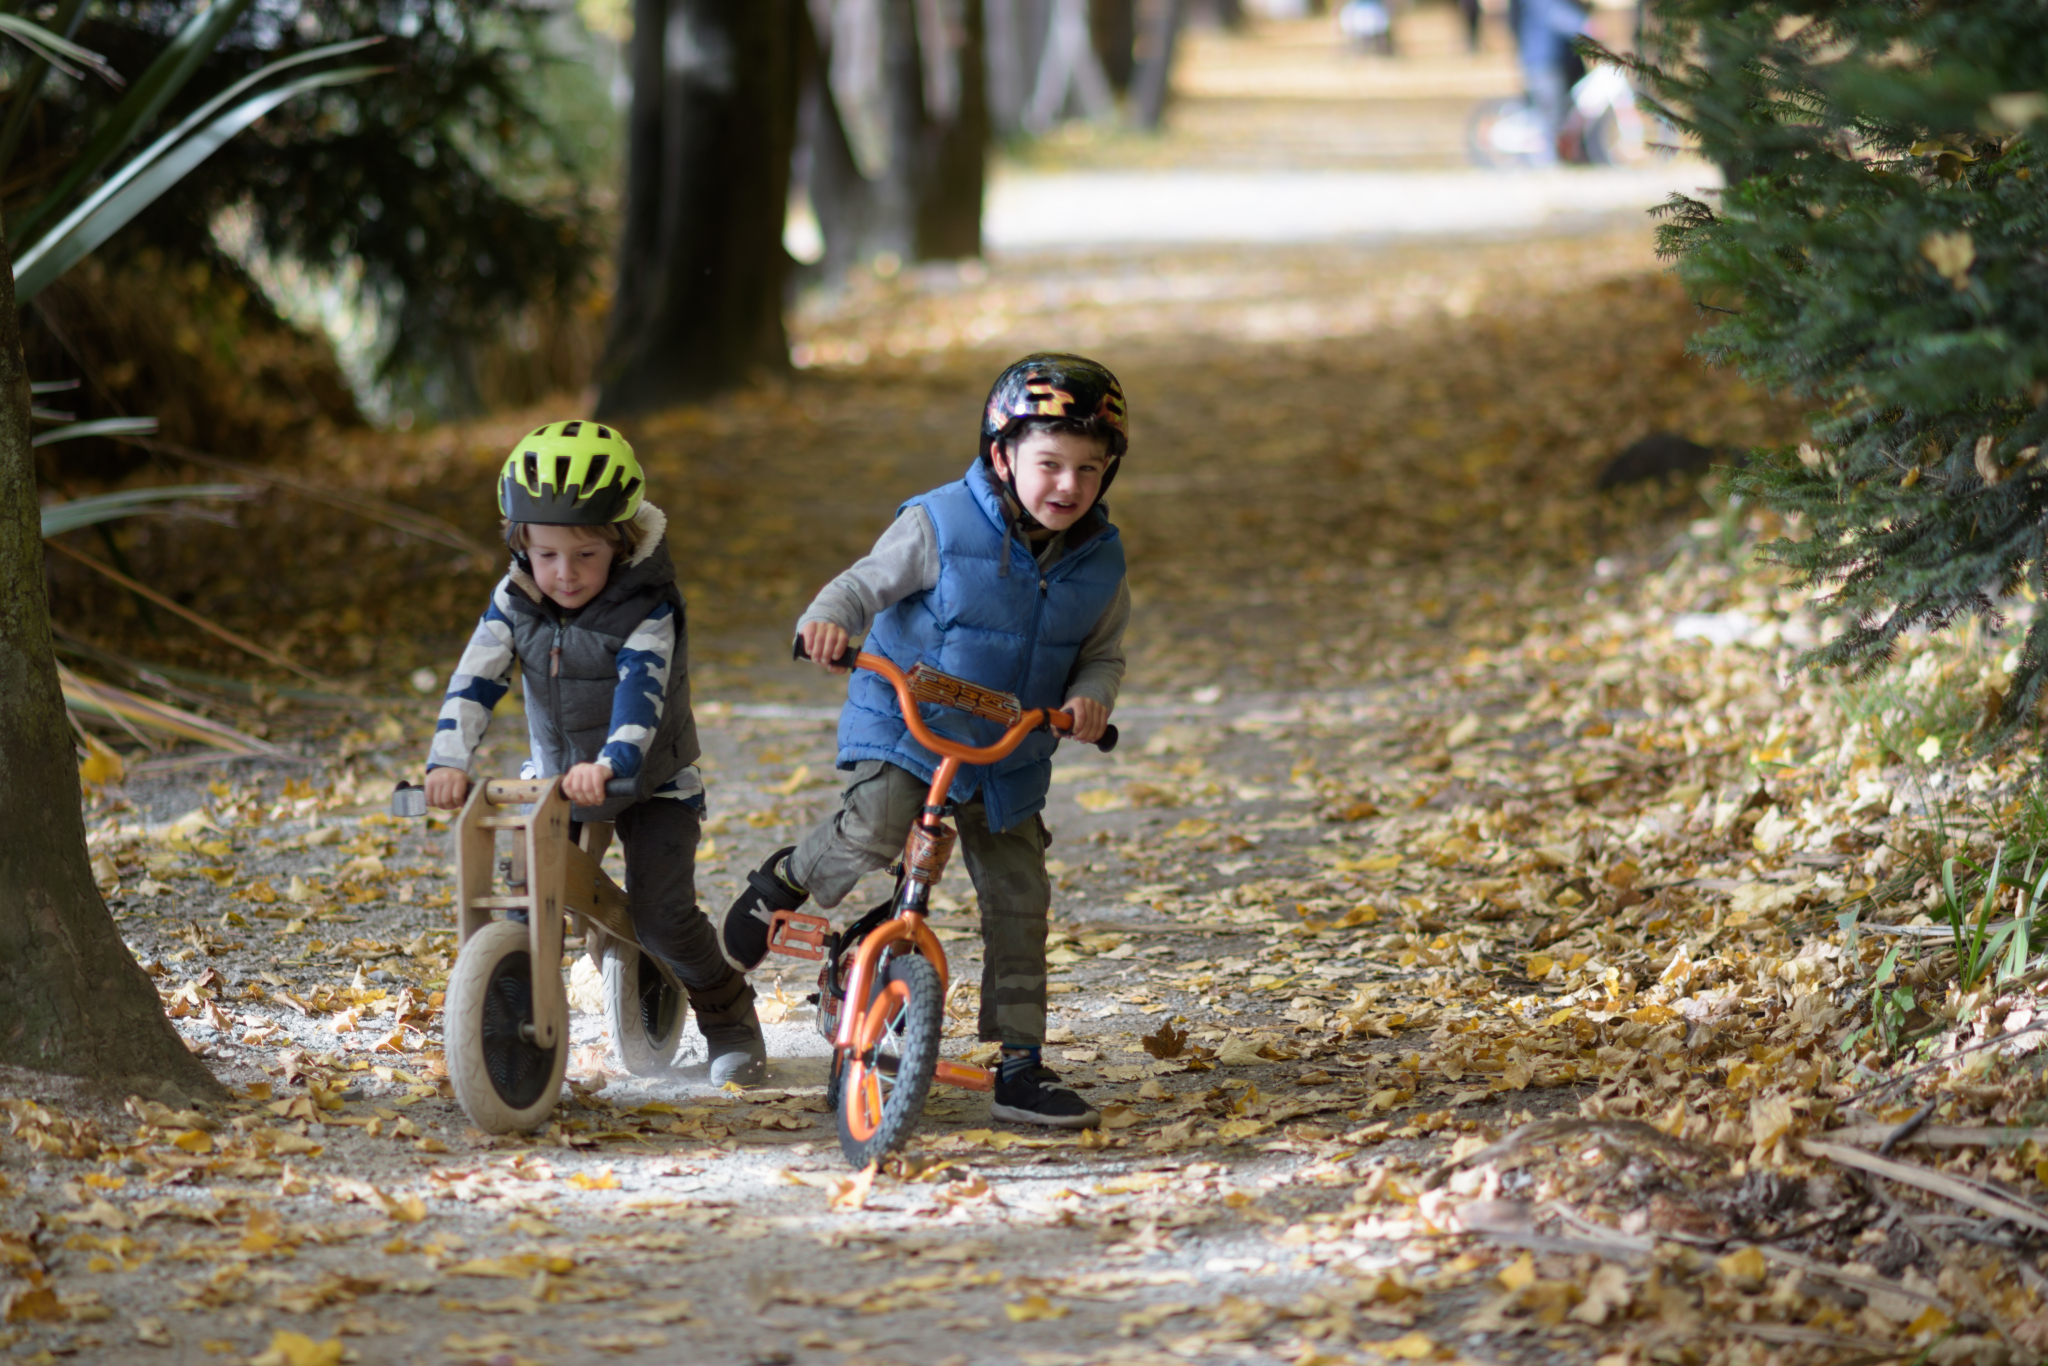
[423,421,765,1085]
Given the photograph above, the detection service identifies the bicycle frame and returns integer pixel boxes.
[820,651,1088,1140]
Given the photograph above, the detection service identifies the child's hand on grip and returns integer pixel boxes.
[425,767,470,810]
[799,621,852,673]
[561,762,611,805]
[1062,695,1108,745]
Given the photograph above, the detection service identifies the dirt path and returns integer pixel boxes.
[15,675,1589,1366]
[25,161,2048,1363]
[7,204,1911,1366]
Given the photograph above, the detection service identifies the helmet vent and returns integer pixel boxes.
[561,420,582,437]
[596,426,612,440]
[523,451,539,489]
[618,475,642,508]
[554,455,572,489]
[585,453,608,486]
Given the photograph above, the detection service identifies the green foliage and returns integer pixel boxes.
[1844,789,2048,1059]
[12,32,384,303]
[1828,623,2008,768]
[1628,0,2048,744]
[1840,941,1918,1057]
[1929,791,2048,993]
[6,1,608,412]
[37,483,252,537]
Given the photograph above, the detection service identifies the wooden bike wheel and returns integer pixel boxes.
[602,945,685,1075]
[445,920,568,1133]
[835,954,942,1167]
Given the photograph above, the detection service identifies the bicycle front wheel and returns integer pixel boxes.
[835,954,942,1167]
[445,920,567,1134]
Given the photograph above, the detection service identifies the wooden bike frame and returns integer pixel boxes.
[451,777,645,1050]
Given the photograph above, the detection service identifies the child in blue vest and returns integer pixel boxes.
[422,421,766,1086]
[721,354,1130,1128]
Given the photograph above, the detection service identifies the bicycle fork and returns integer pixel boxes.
[832,756,993,1094]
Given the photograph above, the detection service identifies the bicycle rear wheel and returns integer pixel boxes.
[835,954,942,1167]
[603,945,685,1075]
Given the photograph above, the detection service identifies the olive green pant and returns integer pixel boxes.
[787,760,1051,1047]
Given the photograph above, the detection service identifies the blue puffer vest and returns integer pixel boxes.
[838,463,1125,832]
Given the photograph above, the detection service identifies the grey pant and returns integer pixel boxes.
[788,760,1051,1047]
[614,799,752,1020]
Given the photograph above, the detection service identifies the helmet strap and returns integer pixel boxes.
[988,438,1046,534]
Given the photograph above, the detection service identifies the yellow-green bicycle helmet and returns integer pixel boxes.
[497,420,643,524]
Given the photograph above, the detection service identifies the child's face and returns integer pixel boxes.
[524,523,616,609]
[991,429,1110,533]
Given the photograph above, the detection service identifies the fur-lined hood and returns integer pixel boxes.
[508,501,669,604]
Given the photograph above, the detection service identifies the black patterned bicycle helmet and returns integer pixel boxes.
[979,353,1129,496]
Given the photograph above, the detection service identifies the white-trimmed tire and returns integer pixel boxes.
[603,944,686,1075]
[445,920,568,1134]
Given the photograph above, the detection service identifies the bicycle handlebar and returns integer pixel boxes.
[794,638,1119,757]
[391,774,637,816]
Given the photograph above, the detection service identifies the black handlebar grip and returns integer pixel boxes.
[1096,724,1119,754]
[791,637,861,668]
[604,777,640,798]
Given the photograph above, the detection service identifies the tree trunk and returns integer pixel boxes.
[1093,0,1137,95]
[799,4,879,283]
[1024,0,1115,133]
[1131,0,1186,130]
[597,0,801,418]
[913,0,987,260]
[983,0,1029,135]
[0,229,222,1102]
[803,0,986,277]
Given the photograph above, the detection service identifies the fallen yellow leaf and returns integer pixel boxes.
[829,1165,877,1212]
[1005,1293,1068,1322]
[1364,1331,1436,1359]
[249,1331,344,1366]
[78,733,124,787]
[1715,1246,1769,1287]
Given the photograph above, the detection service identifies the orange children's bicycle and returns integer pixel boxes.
[766,642,1119,1167]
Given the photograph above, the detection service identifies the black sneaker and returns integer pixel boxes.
[720,847,805,972]
[990,1058,1099,1130]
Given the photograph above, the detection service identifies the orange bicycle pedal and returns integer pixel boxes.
[767,909,833,961]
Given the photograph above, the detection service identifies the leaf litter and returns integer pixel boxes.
[15,220,2048,1364]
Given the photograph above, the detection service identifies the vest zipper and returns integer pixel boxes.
[550,620,565,770]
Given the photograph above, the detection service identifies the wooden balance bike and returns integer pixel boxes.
[392,775,690,1133]
[766,643,1117,1166]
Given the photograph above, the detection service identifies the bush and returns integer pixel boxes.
[1631,0,2048,744]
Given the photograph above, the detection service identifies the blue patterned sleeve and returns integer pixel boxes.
[425,581,517,774]
[594,601,676,780]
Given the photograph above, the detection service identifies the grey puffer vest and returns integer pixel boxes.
[501,530,698,822]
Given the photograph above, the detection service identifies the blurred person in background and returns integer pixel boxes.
[1511,0,1590,163]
